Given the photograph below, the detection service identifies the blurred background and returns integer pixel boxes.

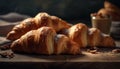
[0,0,105,25]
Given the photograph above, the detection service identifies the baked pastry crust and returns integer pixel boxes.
[11,27,56,55]
[67,23,88,48]
[7,12,71,40]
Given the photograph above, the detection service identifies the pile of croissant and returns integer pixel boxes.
[97,1,120,21]
[6,12,116,55]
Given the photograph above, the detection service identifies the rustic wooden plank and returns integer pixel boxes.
[0,43,120,62]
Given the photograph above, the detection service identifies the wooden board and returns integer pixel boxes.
[0,41,120,62]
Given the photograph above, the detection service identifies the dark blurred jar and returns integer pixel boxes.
[91,13,112,35]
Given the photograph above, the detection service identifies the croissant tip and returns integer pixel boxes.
[6,34,16,41]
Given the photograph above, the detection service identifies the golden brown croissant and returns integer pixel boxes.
[59,23,116,48]
[11,27,81,55]
[97,1,120,21]
[11,27,56,55]
[67,23,88,48]
[98,8,120,21]
[7,12,71,40]
[104,1,120,13]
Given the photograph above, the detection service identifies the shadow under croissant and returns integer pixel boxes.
[10,46,120,61]
[11,51,85,61]
[82,46,119,53]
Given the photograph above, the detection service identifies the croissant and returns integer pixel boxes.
[97,1,120,21]
[67,23,88,48]
[98,8,120,21]
[7,12,71,40]
[104,1,120,13]
[11,27,81,55]
[11,27,56,54]
[59,23,116,48]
